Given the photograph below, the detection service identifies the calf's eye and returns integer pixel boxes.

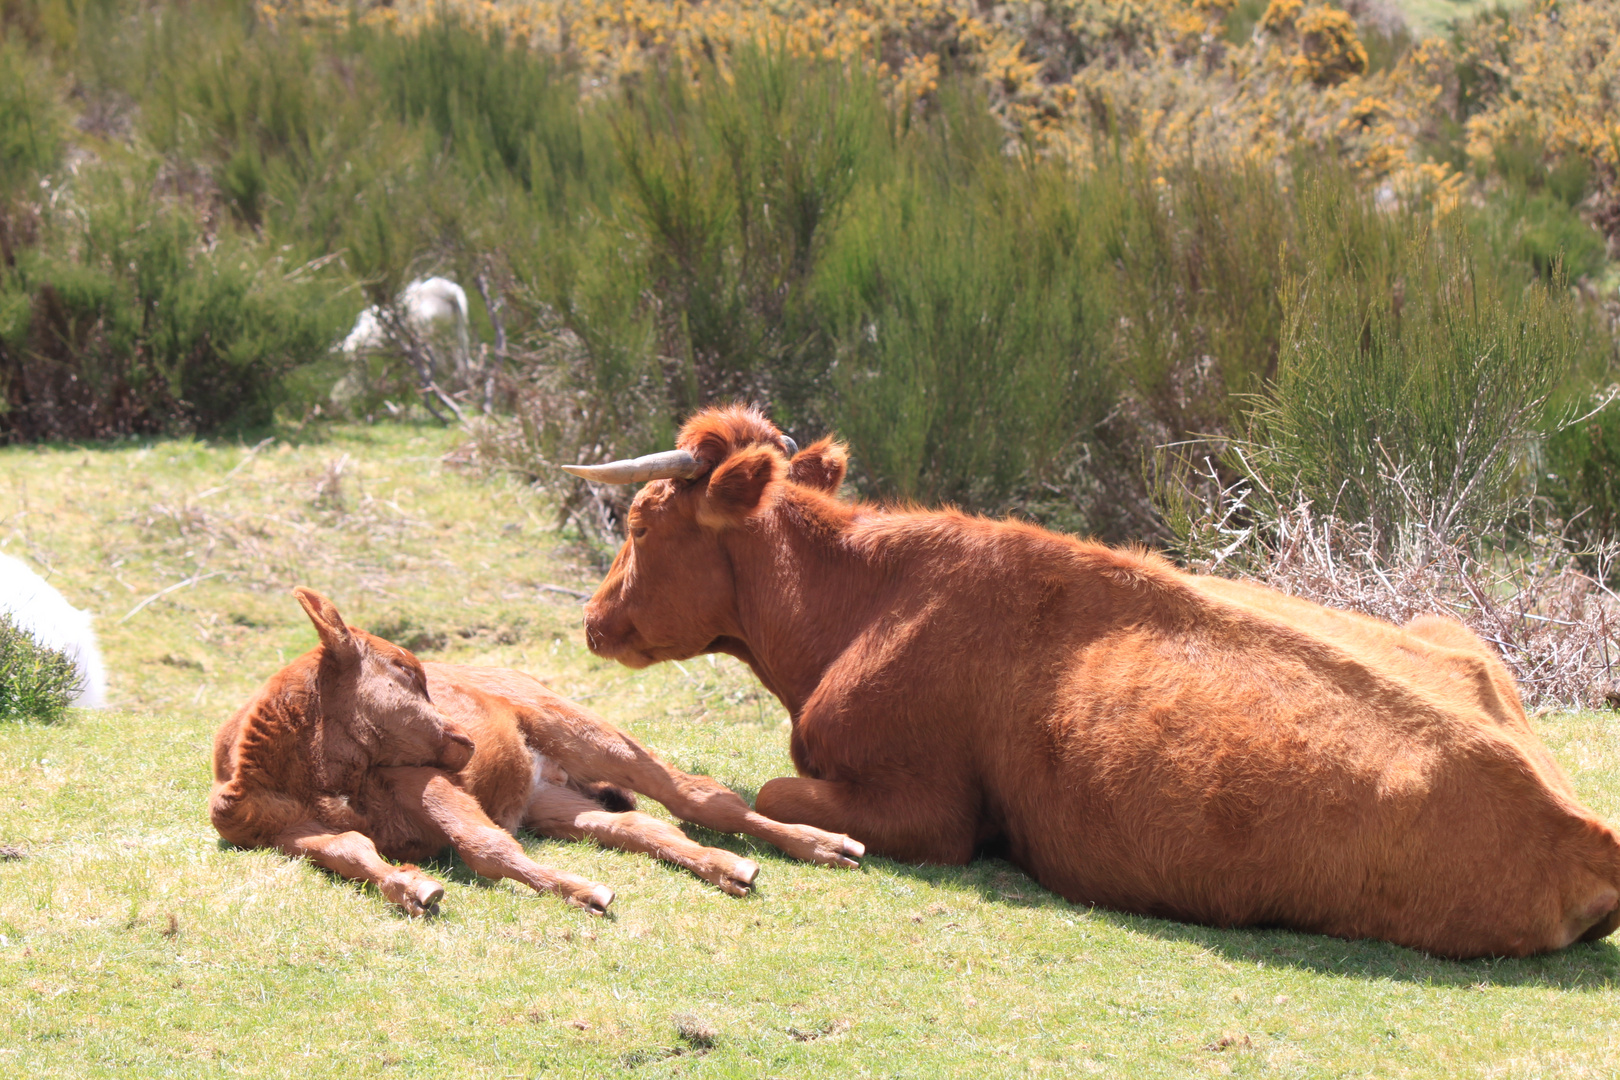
[632,527,648,539]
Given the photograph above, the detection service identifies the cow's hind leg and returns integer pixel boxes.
[755,777,977,865]
[525,783,761,896]
[384,767,616,914]
[276,822,445,916]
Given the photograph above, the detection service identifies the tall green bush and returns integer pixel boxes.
[0,41,64,196]
[810,93,1107,509]
[0,165,345,439]
[1160,173,1587,558]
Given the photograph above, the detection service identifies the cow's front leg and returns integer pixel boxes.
[754,777,977,865]
[383,767,616,914]
[525,783,761,896]
[275,822,445,915]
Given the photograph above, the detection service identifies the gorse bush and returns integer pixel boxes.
[0,612,82,723]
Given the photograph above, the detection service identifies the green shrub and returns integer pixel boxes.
[0,0,1614,556]
[1168,184,1585,556]
[810,90,1109,510]
[0,166,346,440]
[0,612,82,723]
[0,40,64,196]
[1543,394,1620,553]
[1509,193,1607,284]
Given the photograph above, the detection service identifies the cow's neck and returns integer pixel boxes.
[720,500,886,718]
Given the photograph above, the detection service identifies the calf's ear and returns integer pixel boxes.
[696,446,784,528]
[294,587,359,661]
[787,437,848,494]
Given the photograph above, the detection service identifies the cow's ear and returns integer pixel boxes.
[294,587,358,661]
[787,437,847,495]
[696,446,784,528]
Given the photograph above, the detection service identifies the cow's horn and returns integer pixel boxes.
[781,436,798,457]
[560,450,709,484]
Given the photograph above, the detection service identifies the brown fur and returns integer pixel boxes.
[210,588,863,916]
[580,406,1620,958]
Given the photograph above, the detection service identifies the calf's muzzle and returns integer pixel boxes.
[437,724,476,772]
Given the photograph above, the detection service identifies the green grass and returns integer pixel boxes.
[1,425,1618,1077]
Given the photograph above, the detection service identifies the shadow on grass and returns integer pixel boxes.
[872,855,1620,991]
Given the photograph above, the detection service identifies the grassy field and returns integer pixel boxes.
[2,424,1619,1078]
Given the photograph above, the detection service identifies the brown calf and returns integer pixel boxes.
[209,588,863,915]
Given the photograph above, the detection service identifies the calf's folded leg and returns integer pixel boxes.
[525,783,760,896]
[384,766,616,914]
[276,822,445,916]
[530,705,864,868]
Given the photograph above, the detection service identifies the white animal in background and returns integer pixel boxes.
[340,276,471,382]
[0,554,107,708]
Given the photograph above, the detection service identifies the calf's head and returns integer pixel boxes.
[566,405,846,667]
[293,587,474,770]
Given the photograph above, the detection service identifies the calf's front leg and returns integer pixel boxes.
[532,708,864,869]
[525,784,760,896]
[755,777,978,866]
[275,822,445,916]
[384,767,616,914]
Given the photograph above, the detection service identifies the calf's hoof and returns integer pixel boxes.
[714,857,761,897]
[572,884,615,916]
[383,869,446,917]
[786,827,864,869]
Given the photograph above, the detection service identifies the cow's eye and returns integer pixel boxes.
[632,527,648,540]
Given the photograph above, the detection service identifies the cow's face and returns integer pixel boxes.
[583,451,780,667]
[294,588,475,771]
[581,407,848,668]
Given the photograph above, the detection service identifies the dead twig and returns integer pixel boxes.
[120,572,225,624]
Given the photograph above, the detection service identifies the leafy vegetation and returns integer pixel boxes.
[0,612,82,723]
[0,0,1616,542]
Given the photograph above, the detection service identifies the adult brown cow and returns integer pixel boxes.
[563,405,1620,958]
[210,588,862,916]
